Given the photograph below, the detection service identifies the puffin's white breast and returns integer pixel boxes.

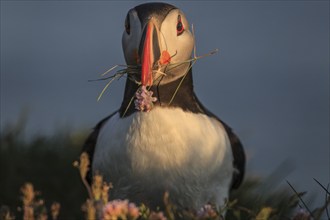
[93,107,233,208]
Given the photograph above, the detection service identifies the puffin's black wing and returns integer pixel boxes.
[192,94,246,190]
[216,118,245,189]
[80,111,118,185]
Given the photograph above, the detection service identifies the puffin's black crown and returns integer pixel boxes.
[134,2,177,25]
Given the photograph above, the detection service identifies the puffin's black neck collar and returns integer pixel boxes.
[119,69,206,118]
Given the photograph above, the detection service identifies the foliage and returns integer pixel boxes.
[0,120,87,219]
[0,120,329,220]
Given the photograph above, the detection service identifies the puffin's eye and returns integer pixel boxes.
[125,14,130,35]
[176,15,184,36]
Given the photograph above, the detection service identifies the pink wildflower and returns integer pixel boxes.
[197,204,218,219]
[292,208,312,220]
[103,200,139,220]
[148,211,167,220]
[135,86,157,112]
[127,203,139,218]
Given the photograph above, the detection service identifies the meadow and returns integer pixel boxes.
[0,119,328,220]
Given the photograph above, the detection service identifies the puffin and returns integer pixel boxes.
[81,2,245,211]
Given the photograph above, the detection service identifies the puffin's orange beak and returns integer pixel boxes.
[141,22,155,87]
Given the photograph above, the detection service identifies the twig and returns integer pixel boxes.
[166,24,218,105]
[163,191,175,220]
[168,60,196,105]
[313,178,330,196]
[81,175,93,200]
[97,73,123,101]
[101,64,119,77]
[88,75,117,82]
[286,180,314,218]
[100,64,138,77]
[166,48,218,73]
[122,87,140,117]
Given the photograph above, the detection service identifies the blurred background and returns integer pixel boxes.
[1,0,329,218]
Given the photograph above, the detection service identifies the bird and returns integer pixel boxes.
[81,2,245,211]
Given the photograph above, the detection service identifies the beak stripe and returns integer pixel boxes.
[141,22,154,86]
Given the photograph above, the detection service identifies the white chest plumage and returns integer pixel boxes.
[93,107,233,209]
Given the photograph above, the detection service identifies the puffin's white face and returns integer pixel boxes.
[122,4,194,86]
[122,9,142,65]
